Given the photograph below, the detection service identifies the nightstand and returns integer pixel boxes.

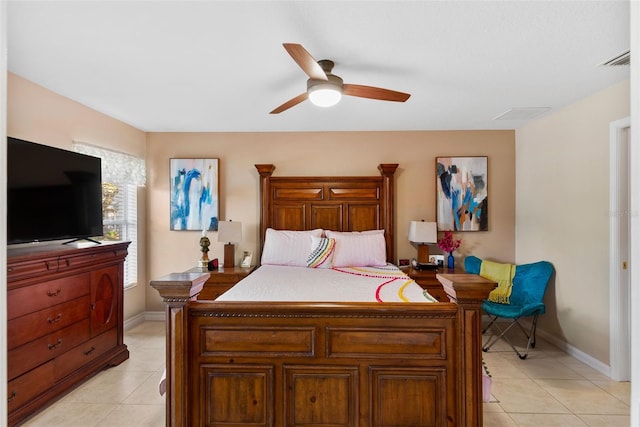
[407,266,460,302]
[192,265,257,300]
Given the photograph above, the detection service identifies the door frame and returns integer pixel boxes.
[609,116,631,381]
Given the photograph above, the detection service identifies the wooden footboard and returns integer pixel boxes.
[152,273,495,427]
[152,164,495,426]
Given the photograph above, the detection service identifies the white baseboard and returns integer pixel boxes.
[124,311,166,330]
[143,311,167,322]
[533,326,611,378]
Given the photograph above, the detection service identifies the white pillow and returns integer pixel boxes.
[325,230,387,267]
[261,228,323,267]
[307,236,336,268]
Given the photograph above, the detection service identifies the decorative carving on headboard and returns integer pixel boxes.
[255,164,398,263]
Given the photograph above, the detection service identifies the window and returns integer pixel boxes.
[73,143,146,288]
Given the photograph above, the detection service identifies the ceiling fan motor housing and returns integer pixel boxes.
[307,73,343,92]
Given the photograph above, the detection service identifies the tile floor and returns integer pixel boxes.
[482,326,630,426]
[19,321,630,426]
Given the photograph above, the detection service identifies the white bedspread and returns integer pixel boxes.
[216,264,437,303]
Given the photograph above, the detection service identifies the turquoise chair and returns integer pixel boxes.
[465,255,554,359]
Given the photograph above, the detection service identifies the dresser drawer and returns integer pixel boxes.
[207,274,243,285]
[198,284,233,300]
[7,361,55,414]
[8,319,90,381]
[55,327,118,381]
[58,249,121,272]
[7,257,59,283]
[7,273,91,320]
[196,266,255,300]
[8,296,90,350]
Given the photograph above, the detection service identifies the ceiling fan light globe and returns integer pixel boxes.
[308,85,342,107]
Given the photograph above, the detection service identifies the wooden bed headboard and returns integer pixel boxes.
[255,164,399,263]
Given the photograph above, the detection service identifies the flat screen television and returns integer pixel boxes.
[7,137,104,245]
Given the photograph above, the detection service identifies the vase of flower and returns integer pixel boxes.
[437,231,461,270]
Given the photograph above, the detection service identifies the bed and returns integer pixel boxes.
[151,164,496,427]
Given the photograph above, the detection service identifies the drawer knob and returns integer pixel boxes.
[8,391,16,403]
[48,314,63,324]
[47,288,62,297]
[47,339,63,350]
[84,346,96,356]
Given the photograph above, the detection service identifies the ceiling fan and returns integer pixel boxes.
[270,43,411,114]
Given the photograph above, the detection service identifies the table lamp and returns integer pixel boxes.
[217,220,242,268]
[408,220,437,264]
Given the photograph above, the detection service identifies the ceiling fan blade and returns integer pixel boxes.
[270,93,308,114]
[283,43,328,81]
[343,84,411,102]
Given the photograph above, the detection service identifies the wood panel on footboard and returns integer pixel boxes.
[151,273,495,427]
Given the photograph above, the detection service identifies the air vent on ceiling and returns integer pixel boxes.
[600,49,630,67]
[493,107,550,121]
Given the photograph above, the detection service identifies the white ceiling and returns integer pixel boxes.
[7,1,630,132]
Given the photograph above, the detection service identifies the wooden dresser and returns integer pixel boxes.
[7,241,130,426]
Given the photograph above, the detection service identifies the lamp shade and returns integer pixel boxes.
[217,221,242,244]
[408,221,437,244]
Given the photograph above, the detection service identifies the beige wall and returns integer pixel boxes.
[6,72,518,324]
[145,131,516,311]
[516,79,630,364]
[7,73,148,321]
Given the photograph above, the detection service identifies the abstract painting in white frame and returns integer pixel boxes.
[170,158,219,231]
[436,156,488,231]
